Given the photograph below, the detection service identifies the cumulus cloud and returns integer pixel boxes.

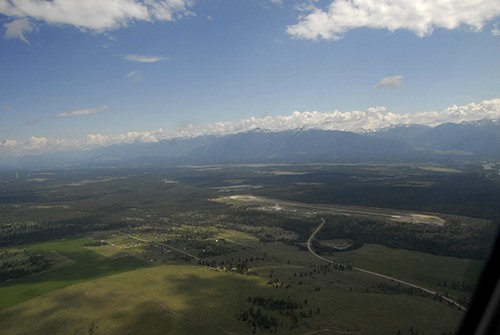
[375,75,404,89]
[55,105,108,118]
[0,139,18,149]
[28,136,48,148]
[124,54,166,63]
[173,99,500,136]
[0,128,168,157]
[287,0,500,40]
[86,133,110,146]
[0,0,194,39]
[2,99,500,157]
[4,18,34,43]
[114,129,166,144]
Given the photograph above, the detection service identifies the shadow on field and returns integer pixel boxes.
[0,255,147,287]
[0,266,268,334]
[0,239,149,310]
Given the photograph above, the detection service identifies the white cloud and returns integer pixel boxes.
[287,0,500,40]
[0,139,18,148]
[86,133,110,146]
[0,128,167,157]
[174,98,500,136]
[492,24,500,36]
[375,75,404,89]
[27,136,49,152]
[114,129,166,144]
[124,54,166,63]
[0,0,194,38]
[4,18,34,43]
[2,99,500,157]
[125,70,143,82]
[55,105,108,118]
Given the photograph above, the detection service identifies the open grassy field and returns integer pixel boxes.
[0,229,473,334]
[0,261,464,335]
[338,244,484,287]
[330,244,484,304]
[0,163,498,334]
[0,238,148,309]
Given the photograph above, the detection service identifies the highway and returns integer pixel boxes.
[306,218,467,312]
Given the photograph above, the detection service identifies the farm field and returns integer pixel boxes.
[0,241,468,335]
[0,163,499,334]
[0,238,148,309]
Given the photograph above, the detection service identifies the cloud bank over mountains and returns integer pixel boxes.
[175,99,500,137]
[1,99,500,157]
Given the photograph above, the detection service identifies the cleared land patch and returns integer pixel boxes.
[319,239,354,250]
[0,238,148,309]
[390,213,446,226]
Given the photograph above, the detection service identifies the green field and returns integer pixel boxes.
[0,256,465,335]
[0,238,148,309]
[0,233,474,334]
[334,244,484,301]
[0,163,498,334]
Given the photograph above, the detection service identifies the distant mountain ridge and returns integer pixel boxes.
[189,129,416,162]
[373,119,500,156]
[2,119,500,169]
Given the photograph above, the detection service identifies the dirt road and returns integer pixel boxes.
[117,231,200,261]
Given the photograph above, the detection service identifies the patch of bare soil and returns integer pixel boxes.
[319,239,354,250]
[390,213,446,226]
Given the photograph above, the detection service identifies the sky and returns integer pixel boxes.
[1,0,500,156]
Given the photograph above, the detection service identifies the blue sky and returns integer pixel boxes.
[1,0,500,155]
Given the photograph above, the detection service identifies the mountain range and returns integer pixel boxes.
[3,119,500,169]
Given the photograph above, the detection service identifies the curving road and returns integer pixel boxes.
[306,219,467,311]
